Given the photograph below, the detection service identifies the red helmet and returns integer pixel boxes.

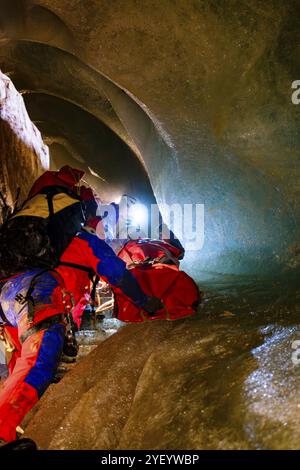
[28,166,85,199]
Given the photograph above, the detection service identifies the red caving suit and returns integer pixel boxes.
[0,230,148,442]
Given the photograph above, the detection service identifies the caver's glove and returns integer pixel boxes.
[142,296,165,316]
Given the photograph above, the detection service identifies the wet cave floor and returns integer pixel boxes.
[191,272,300,449]
[20,270,300,450]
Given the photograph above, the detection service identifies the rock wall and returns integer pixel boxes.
[0,70,49,222]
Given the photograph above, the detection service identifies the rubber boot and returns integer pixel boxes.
[0,438,37,450]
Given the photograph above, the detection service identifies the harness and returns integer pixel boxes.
[0,280,11,326]
[0,283,15,359]
[14,262,99,323]
[57,262,99,316]
[0,262,99,348]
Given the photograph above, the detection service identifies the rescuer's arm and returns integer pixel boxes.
[77,231,163,313]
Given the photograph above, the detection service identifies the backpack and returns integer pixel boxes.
[0,185,86,280]
[113,264,201,322]
[117,239,184,267]
[115,239,201,322]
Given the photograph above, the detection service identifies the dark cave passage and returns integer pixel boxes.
[23,92,155,206]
